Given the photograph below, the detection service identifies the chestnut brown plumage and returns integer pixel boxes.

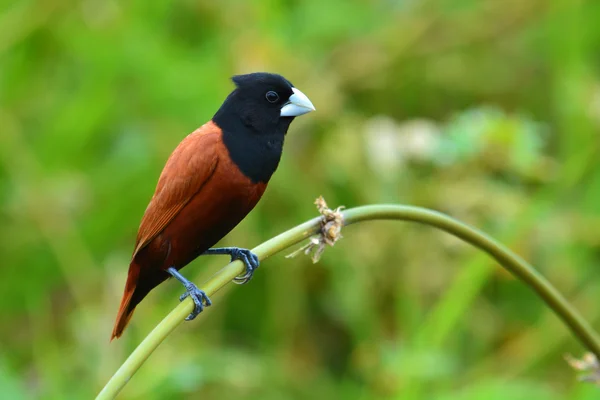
[111,73,314,339]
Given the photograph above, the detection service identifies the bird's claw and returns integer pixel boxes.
[230,248,260,285]
[179,283,212,321]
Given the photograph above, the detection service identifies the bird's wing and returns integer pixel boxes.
[132,124,220,257]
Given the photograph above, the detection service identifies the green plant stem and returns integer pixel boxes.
[96,204,600,399]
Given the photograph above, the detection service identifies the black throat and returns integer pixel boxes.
[213,95,294,183]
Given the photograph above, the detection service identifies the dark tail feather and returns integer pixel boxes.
[111,255,170,340]
[111,261,141,340]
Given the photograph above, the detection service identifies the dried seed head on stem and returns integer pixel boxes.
[286,196,344,263]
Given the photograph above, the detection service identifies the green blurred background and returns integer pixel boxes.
[2,0,600,398]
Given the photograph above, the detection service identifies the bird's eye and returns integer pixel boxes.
[265,91,279,103]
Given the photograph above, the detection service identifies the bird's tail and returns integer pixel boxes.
[111,261,141,340]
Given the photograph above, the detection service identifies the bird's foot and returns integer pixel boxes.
[179,282,212,321]
[202,247,260,284]
[229,248,260,285]
[167,267,212,321]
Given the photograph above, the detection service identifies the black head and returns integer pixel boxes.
[214,72,314,134]
[213,72,315,183]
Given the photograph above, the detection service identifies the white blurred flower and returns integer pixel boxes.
[364,116,440,175]
[397,119,440,161]
[364,116,402,175]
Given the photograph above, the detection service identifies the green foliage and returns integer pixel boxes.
[1,0,600,398]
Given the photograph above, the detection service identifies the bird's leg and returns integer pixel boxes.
[202,247,260,285]
[167,267,212,321]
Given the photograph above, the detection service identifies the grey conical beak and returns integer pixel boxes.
[280,87,315,117]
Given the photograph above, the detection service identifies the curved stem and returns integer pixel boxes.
[96,204,600,399]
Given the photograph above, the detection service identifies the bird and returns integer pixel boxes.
[111,72,315,339]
